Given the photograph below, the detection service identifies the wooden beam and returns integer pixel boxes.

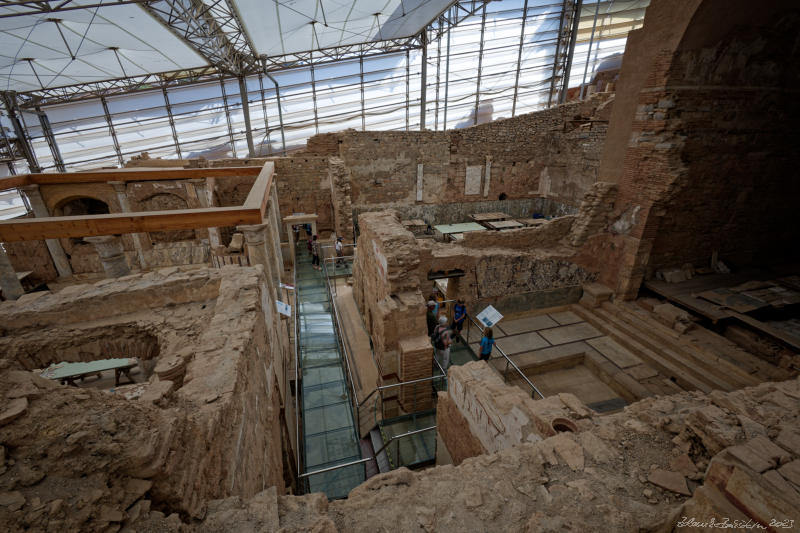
[243,162,274,218]
[25,166,262,187]
[0,174,31,192]
[0,207,262,242]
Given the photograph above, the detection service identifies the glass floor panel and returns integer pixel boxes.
[295,243,364,499]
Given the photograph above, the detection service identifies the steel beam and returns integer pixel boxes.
[474,3,488,126]
[161,87,183,159]
[512,0,530,117]
[100,96,125,166]
[238,77,256,157]
[35,106,65,172]
[559,0,583,104]
[434,16,442,131]
[443,6,453,130]
[218,79,237,158]
[405,49,410,131]
[2,93,40,173]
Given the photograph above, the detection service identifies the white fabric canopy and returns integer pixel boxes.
[0,0,208,92]
[233,0,454,57]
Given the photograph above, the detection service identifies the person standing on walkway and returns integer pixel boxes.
[335,237,344,268]
[426,300,438,337]
[432,315,452,370]
[451,299,467,342]
[479,327,495,361]
[311,235,321,270]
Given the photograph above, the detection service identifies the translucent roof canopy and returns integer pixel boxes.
[0,1,208,92]
[233,0,454,57]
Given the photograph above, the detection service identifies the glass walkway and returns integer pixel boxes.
[296,245,364,499]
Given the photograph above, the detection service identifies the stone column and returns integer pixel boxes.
[186,178,222,247]
[284,223,295,268]
[269,186,284,274]
[0,244,24,300]
[238,223,277,296]
[84,236,130,278]
[20,184,72,277]
[109,181,151,269]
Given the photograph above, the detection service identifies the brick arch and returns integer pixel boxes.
[138,192,196,243]
[599,0,800,297]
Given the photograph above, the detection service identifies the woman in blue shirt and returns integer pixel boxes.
[451,299,467,342]
[479,327,495,361]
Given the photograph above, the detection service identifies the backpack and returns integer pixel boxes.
[432,325,448,350]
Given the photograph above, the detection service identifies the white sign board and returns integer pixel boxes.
[476,305,503,328]
[276,300,292,317]
[280,283,295,290]
[465,165,483,195]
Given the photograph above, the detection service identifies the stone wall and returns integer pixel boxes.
[3,231,57,286]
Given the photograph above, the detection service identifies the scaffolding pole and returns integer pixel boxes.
[511,0,529,117]
[473,3,488,126]
[161,87,183,159]
[238,76,256,157]
[35,106,65,172]
[100,96,124,166]
[405,49,410,131]
[434,16,442,131]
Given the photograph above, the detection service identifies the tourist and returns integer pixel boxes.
[432,315,452,370]
[335,236,344,268]
[311,235,321,270]
[426,300,437,337]
[451,298,467,342]
[479,327,495,361]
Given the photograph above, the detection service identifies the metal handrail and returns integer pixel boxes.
[321,255,361,425]
[466,315,544,399]
[373,426,437,458]
[298,457,372,479]
[292,248,301,480]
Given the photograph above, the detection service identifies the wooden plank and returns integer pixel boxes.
[24,166,262,185]
[0,206,261,242]
[586,336,642,368]
[729,311,800,351]
[0,174,31,192]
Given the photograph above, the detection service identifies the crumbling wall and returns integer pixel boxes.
[3,232,57,285]
[272,156,333,236]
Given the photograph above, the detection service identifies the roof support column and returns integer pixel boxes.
[434,16,442,131]
[238,76,256,157]
[161,87,182,159]
[100,96,124,166]
[559,0,583,104]
[420,30,427,131]
[405,49,410,131]
[35,106,65,172]
[443,6,453,130]
[547,0,570,107]
[511,0,529,117]
[19,184,72,277]
[265,71,287,155]
[219,79,238,158]
[359,55,366,131]
[473,3,487,126]
[580,0,602,100]
[309,55,320,136]
[2,92,40,173]
[258,74,271,155]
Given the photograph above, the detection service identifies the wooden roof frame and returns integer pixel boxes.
[0,165,272,243]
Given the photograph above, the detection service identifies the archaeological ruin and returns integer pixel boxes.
[0,0,798,531]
